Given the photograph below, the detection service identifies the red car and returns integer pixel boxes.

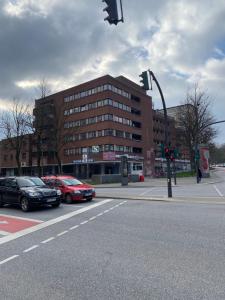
[42,175,96,203]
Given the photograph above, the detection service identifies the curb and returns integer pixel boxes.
[95,195,225,205]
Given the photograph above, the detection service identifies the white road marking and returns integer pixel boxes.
[89,216,97,221]
[0,214,43,223]
[69,225,79,230]
[0,230,9,236]
[96,213,103,217]
[80,220,89,225]
[104,210,109,213]
[23,245,39,253]
[57,231,68,237]
[0,221,8,224]
[0,255,19,265]
[213,185,224,197]
[0,199,113,245]
[139,188,156,196]
[41,237,55,244]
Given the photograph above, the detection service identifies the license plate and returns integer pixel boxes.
[47,198,56,202]
[85,193,92,197]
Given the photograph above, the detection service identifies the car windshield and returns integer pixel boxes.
[28,177,46,186]
[17,178,37,187]
[61,178,83,186]
[17,177,46,187]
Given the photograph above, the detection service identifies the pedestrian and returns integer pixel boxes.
[198,168,202,182]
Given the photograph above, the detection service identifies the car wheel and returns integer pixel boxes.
[21,197,30,212]
[65,194,73,204]
[52,202,60,208]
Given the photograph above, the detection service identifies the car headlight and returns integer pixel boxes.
[28,191,41,197]
[73,190,81,195]
[56,190,62,196]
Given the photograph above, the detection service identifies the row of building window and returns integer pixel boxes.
[64,114,141,129]
[64,145,143,155]
[64,84,130,103]
[64,98,132,116]
[64,129,142,142]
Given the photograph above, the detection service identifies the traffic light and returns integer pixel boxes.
[139,71,149,90]
[165,147,170,159]
[103,0,119,25]
[160,143,165,158]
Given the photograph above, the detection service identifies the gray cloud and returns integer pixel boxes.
[0,0,225,143]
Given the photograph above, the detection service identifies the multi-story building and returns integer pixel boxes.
[31,75,154,178]
[0,75,192,178]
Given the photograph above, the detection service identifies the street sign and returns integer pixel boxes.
[92,145,99,153]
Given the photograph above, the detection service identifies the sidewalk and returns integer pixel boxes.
[94,171,225,204]
[93,171,222,189]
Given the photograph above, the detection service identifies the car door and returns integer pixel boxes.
[5,178,20,204]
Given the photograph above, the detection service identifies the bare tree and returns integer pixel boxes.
[33,79,51,177]
[178,84,217,169]
[0,99,33,175]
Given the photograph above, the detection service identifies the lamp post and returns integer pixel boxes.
[148,70,172,198]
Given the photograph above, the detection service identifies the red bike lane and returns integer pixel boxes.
[0,215,42,235]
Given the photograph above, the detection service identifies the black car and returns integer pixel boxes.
[0,176,61,212]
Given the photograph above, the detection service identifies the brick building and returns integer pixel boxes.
[0,75,191,178]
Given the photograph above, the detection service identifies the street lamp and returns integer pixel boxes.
[139,69,172,198]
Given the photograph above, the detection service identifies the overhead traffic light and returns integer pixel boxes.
[139,71,150,90]
[103,0,119,25]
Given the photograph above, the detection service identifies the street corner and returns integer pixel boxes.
[0,215,43,237]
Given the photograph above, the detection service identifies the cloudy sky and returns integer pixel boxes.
[0,0,225,144]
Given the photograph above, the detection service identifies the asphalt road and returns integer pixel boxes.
[1,198,225,299]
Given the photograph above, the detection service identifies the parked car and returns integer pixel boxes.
[42,175,96,203]
[0,176,61,212]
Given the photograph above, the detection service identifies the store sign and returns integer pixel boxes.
[103,152,116,161]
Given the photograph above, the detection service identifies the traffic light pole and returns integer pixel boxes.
[149,70,172,198]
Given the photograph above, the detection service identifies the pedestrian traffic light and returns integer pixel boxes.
[139,71,149,90]
[103,0,119,25]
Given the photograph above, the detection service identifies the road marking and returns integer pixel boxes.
[0,230,9,236]
[0,255,19,265]
[213,185,224,197]
[80,220,89,225]
[97,213,103,217]
[69,225,80,230]
[57,231,68,237]
[23,245,39,253]
[41,237,55,244]
[104,210,109,213]
[89,216,97,221]
[0,221,8,224]
[0,199,113,245]
[0,214,43,223]
[139,188,156,196]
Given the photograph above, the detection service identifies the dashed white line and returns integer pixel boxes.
[80,220,89,225]
[104,210,109,213]
[69,225,80,230]
[213,185,224,197]
[23,245,39,253]
[0,255,19,265]
[89,216,97,221]
[0,199,113,245]
[57,230,68,237]
[41,237,55,244]
[97,213,103,217]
